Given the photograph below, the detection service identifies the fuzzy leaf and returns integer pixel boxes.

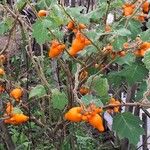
[86,75,109,104]
[113,112,144,145]
[143,50,150,70]
[29,85,46,99]
[32,19,52,44]
[52,89,68,110]
[120,62,148,85]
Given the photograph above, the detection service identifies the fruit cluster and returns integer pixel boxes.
[65,97,121,132]
[0,54,29,125]
[134,42,150,57]
[107,98,121,113]
[123,1,149,22]
[4,102,29,125]
[64,104,104,132]
[67,21,86,33]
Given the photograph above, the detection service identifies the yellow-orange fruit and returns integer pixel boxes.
[107,98,121,113]
[64,107,82,122]
[142,1,149,13]
[10,88,23,101]
[134,49,146,57]
[37,10,47,17]
[48,40,66,58]
[123,42,129,49]
[78,23,86,30]
[137,15,146,22]
[0,68,5,75]
[4,113,29,125]
[79,86,89,95]
[117,51,126,57]
[110,52,117,59]
[67,21,75,30]
[88,114,104,132]
[69,32,91,56]
[134,42,150,57]
[123,3,135,16]
[6,102,14,115]
[0,55,6,64]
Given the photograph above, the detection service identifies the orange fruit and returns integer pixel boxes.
[67,21,75,30]
[88,114,104,132]
[79,23,86,30]
[0,68,5,75]
[137,15,145,22]
[79,86,89,95]
[134,42,150,57]
[6,102,14,115]
[123,3,135,16]
[113,100,120,113]
[142,1,149,13]
[81,115,88,121]
[117,51,126,57]
[37,10,47,17]
[110,52,117,59]
[134,49,146,57]
[123,42,129,49]
[48,40,66,58]
[69,32,91,56]
[0,55,6,64]
[4,113,29,125]
[10,88,23,101]
[107,98,121,113]
[64,107,82,122]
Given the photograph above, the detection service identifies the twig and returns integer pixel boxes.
[102,102,150,109]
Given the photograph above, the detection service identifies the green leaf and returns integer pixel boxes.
[114,28,131,37]
[13,107,23,114]
[135,81,147,101]
[15,0,26,11]
[107,71,125,87]
[112,36,127,51]
[66,7,90,24]
[32,19,52,44]
[143,50,150,70]
[86,75,109,104]
[49,5,67,26]
[52,89,68,110]
[88,2,106,22]
[120,62,149,85]
[112,112,144,145]
[140,28,150,42]
[81,95,103,106]
[115,53,135,65]
[0,22,9,35]
[36,0,56,9]
[0,18,13,35]
[128,19,142,40]
[29,85,46,99]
